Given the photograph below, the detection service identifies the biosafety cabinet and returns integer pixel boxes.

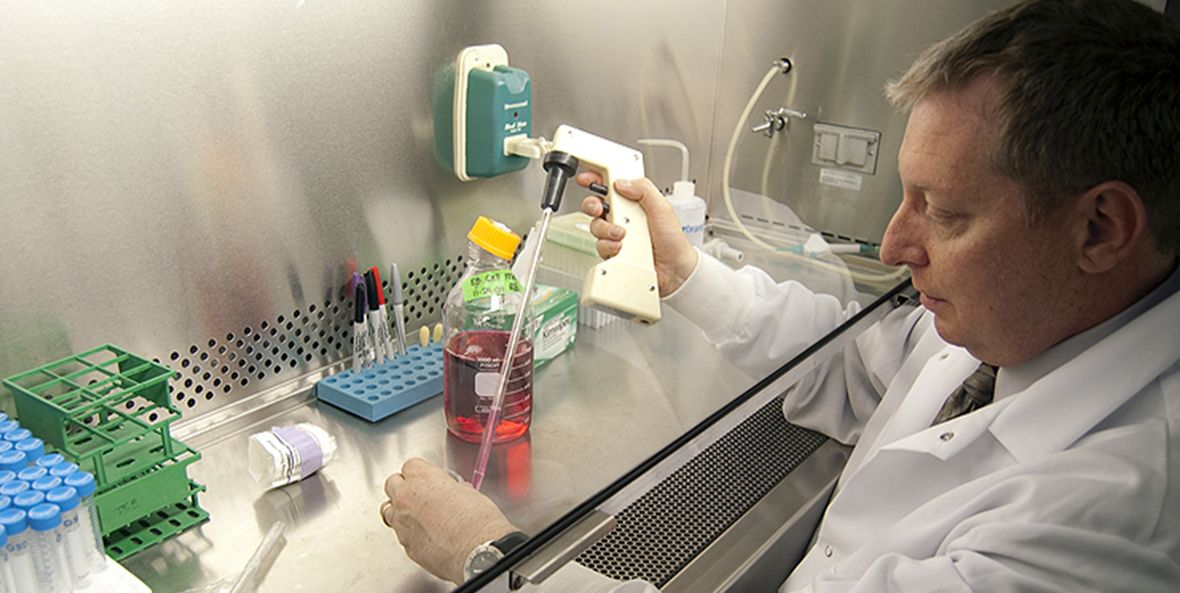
[7,1,1164,592]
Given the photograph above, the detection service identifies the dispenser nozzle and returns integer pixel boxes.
[540,151,579,211]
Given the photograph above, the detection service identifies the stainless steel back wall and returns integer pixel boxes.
[0,1,725,414]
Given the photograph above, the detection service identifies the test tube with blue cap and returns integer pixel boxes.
[49,462,78,480]
[0,420,18,439]
[0,451,25,474]
[64,471,105,573]
[15,438,44,465]
[0,480,28,499]
[17,466,46,483]
[14,490,45,512]
[2,429,31,445]
[0,496,9,512]
[28,503,70,593]
[46,486,89,587]
[0,508,36,593]
[35,454,65,470]
[33,476,62,493]
[0,470,14,488]
[0,522,7,593]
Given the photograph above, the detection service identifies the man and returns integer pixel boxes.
[383,0,1180,590]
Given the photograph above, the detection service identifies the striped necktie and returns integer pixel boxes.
[931,363,997,426]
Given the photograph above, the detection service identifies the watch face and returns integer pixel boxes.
[465,546,504,579]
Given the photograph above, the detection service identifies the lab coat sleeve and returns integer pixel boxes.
[666,253,919,444]
[793,418,1180,593]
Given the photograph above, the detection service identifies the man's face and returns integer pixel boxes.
[880,78,1080,366]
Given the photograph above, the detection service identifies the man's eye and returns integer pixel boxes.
[927,207,960,221]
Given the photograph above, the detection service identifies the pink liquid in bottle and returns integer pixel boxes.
[444,330,533,443]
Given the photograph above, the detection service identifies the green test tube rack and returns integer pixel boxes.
[2,344,208,560]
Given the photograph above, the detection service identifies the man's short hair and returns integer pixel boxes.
[886,0,1180,254]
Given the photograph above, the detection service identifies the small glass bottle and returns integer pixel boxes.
[27,503,70,593]
[0,509,36,593]
[64,471,106,574]
[442,216,534,444]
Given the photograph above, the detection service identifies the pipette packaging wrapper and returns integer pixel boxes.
[247,423,337,490]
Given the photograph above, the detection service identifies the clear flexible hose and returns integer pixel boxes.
[720,65,908,284]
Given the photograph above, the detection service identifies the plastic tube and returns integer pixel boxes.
[13,490,45,512]
[0,509,36,593]
[17,466,46,483]
[48,462,78,480]
[0,452,26,475]
[14,439,44,465]
[64,471,106,574]
[35,454,65,470]
[46,487,89,588]
[27,503,70,593]
[1,522,10,593]
[228,521,287,593]
[32,476,62,493]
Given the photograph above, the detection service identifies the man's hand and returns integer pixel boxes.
[577,173,699,296]
[381,458,518,584]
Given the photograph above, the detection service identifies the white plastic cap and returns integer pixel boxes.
[671,180,697,200]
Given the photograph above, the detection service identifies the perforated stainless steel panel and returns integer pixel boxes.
[576,396,827,586]
[149,256,465,414]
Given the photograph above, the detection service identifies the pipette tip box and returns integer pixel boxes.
[315,343,444,422]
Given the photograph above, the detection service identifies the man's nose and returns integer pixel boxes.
[879,208,927,268]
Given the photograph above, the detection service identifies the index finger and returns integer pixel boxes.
[402,457,447,479]
[576,171,603,188]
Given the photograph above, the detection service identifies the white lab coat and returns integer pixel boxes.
[541,254,1180,593]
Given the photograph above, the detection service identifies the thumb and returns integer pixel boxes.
[614,178,671,216]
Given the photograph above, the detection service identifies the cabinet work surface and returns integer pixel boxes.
[121,308,767,592]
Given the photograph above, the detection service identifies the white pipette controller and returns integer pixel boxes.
[549,125,662,324]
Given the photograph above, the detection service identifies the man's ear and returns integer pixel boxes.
[1075,181,1148,275]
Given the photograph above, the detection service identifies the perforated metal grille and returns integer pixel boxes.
[575,396,827,586]
[146,256,466,414]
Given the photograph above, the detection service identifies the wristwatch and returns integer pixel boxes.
[462,530,530,581]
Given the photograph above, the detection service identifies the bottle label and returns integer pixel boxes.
[462,270,522,302]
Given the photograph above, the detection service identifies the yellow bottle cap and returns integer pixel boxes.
[468,216,521,261]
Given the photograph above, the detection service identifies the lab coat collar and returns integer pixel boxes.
[989,285,1180,462]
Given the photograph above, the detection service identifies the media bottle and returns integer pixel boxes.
[442,216,534,444]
